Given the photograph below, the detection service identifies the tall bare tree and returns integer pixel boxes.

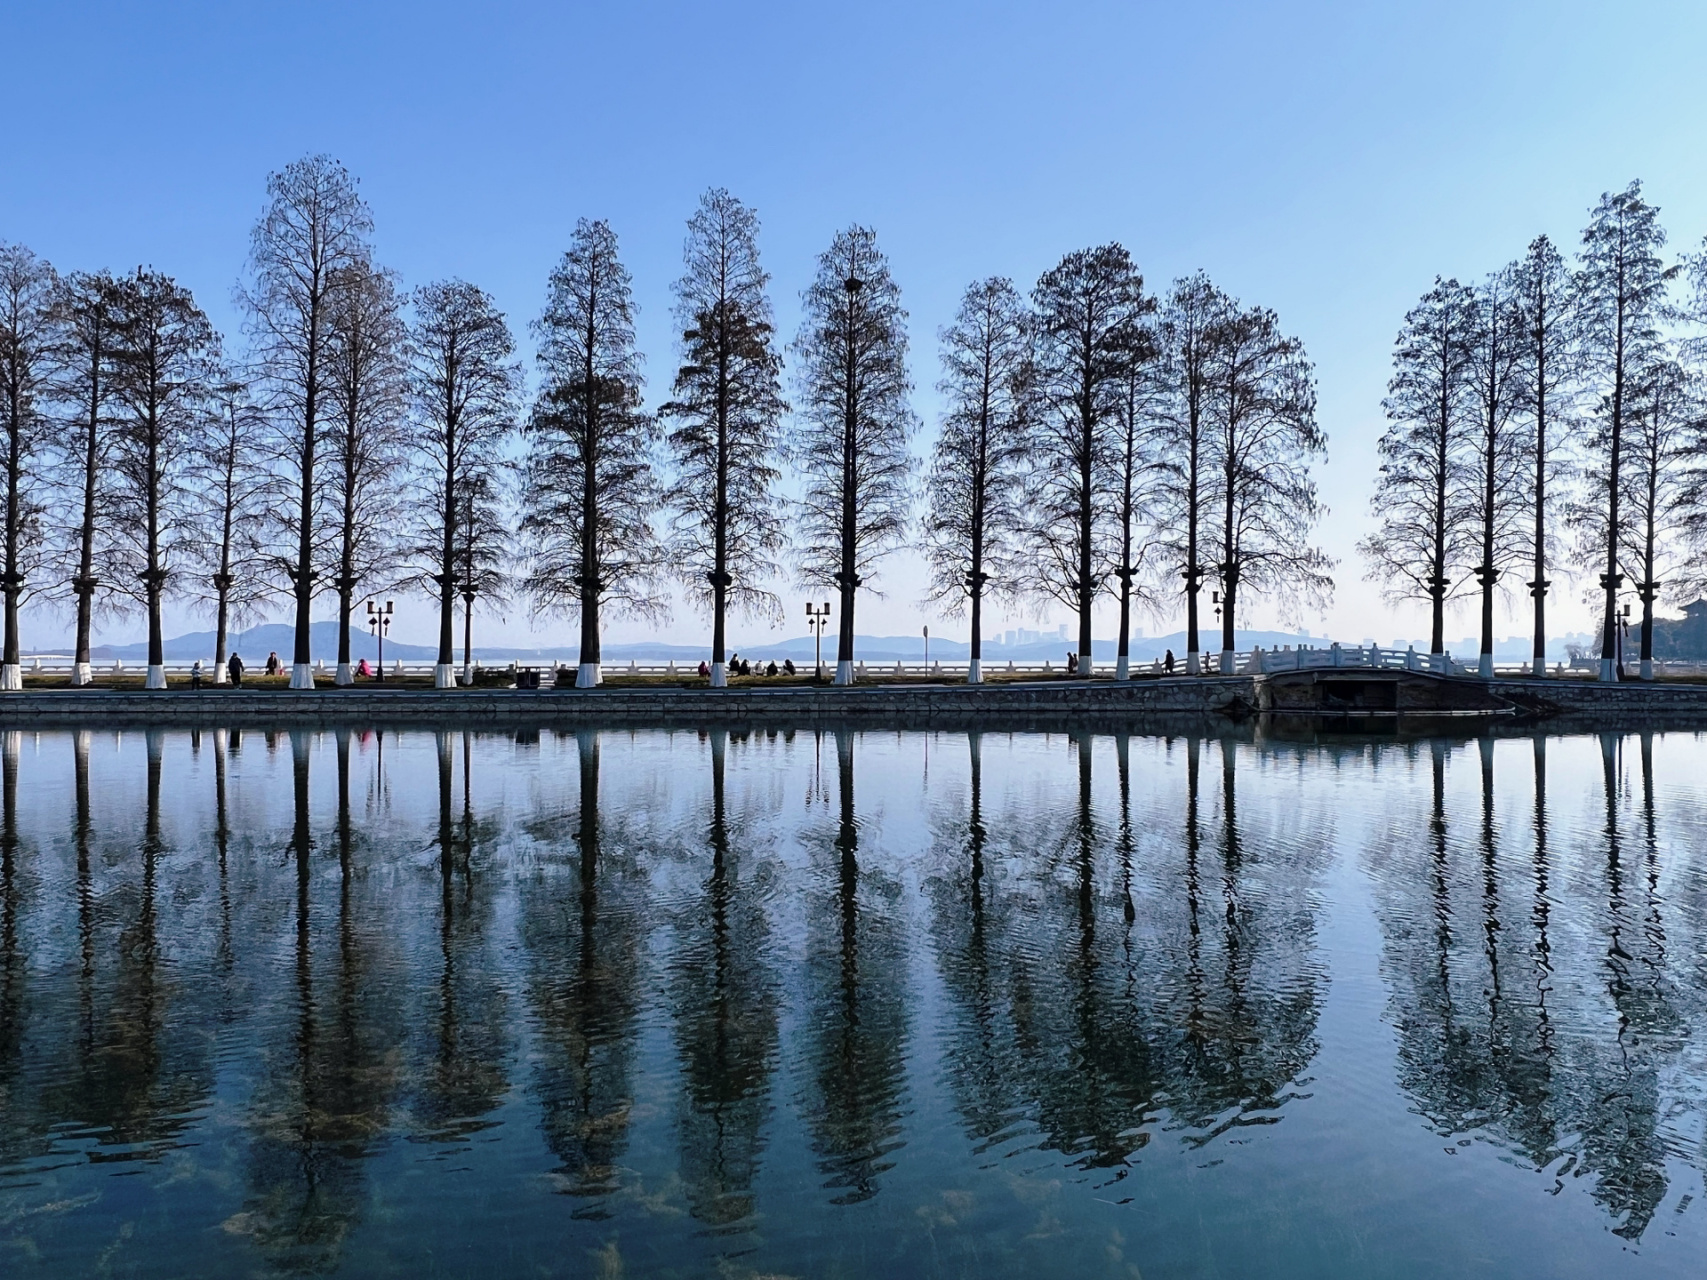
[788,226,916,686]
[1465,270,1528,678]
[325,262,408,684]
[48,270,120,685]
[1575,182,1674,682]
[1111,321,1160,678]
[1028,244,1149,676]
[1510,236,1576,676]
[240,155,373,688]
[1360,279,1478,655]
[522,220,663,688]
[1621,357,1694,679]
[107,269,216,689]
[923,277,1031,684]
[191,375,273,682]
[406,280,521,688]
[1206,303,1331,666]
[1152,274,1234,674]
[0,243,56,690]
[660,190,786,686]
[453,471,510,682]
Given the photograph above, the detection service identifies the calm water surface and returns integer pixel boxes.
[1,724,1705,1277]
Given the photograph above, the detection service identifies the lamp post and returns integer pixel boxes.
[806,601,831,682]
[366,599,393,683]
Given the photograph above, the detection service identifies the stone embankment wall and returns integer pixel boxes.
[0,678,1252,731]
[0,675,1704,731]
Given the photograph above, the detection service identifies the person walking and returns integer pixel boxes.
[265,650,281,677]
[1164,649,1175,675]
[227,652,244,686]
[190,659,202,690]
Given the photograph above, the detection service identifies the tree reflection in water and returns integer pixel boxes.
[800,729,910,1203]
[522,731,647,1215]
[235,730,406,1273]
[1367,734,1703,1242]
[929,732,1326,1183]
[667,729,780,1230]
[412,730,510,1145]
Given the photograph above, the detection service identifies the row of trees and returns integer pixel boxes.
[1365,180,1707,681]
[1,155,1333,689]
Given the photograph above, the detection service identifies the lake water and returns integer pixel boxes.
[0,724,1704,1277]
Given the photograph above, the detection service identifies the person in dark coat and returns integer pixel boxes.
[1164,649,1175,674]
[228,653,244,686]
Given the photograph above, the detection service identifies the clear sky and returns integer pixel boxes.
[6,0,1707,653]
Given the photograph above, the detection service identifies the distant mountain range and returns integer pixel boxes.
[41,622,1595,664]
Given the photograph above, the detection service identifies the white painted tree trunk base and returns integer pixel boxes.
[434,664,454,689]
[461,665,474,686]
[145,664,166,690]
[1531,658,1548,678]
[709,662,727,687]
[1478,654,1493,679]
[834,659,854,686]
[1115,655,1129,681]
[1220,650,1235,675]
[72,662,93,686]
[1599,658,1616,682]
[1641,658,1654,681]
[0,664,21,691]
[335,662,353,686]
[967,658,982,684]
[289,663,314,690]
[577,662,600,688]
[1186,651,1200,675]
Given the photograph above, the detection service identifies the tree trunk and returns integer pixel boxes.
[834,283,859,687]
[1530,313,1549,677]
[710,308,730,688]
[1599,299,1626,683]
[2,409,22,691]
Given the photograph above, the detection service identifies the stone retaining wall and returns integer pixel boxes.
[0,675,1703,731]
[0,677,1253,730]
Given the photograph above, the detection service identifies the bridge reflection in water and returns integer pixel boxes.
[0,725,1704,1277]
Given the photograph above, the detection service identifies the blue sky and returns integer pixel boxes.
[6,1,1707,651]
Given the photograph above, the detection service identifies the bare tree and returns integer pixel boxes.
[325,262,408,684]
[0,243,56,690]
[1151,273,1234,674]
[1510,236,1577,676]
[1206,303,1331,665]
[405,280,521,688]
[1111,321,1160,678]
[1574,181,1674,682]
[1465,269,1529,677]
[1359,279,1478,654]
[47,270,120,685]
[239,155,373,688]
[923,277,1031,684]
[106,269,216,689]
[660,190,786,686]
[788,226,916,685]
[1028,244,1149,676]
[1621,356,1694,679]
[190,375,273,682]
[522,220,663,688]
[454,471,510,682]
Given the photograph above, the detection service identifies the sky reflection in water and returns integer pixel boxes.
[0,725,1705,1277]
